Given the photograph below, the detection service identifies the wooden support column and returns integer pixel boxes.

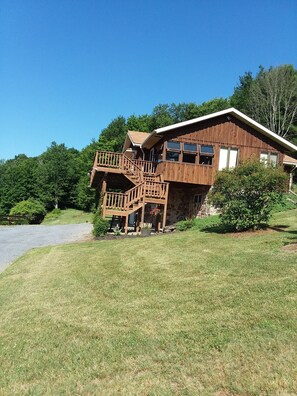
[162,183,169,231]
[125,215,128,235]
[140,205,145,228]
[101,173,107,218]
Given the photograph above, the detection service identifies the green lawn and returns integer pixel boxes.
[42,208,93,225]
[1,210,297,395]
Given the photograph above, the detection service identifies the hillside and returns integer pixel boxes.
[0,210,296,395]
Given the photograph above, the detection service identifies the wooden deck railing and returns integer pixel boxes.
[93,151,156,179]
[96,151,122,168]
[134,159,157,175]
[105,192,125,210]
[103,181,168,214]
[145,181,168,199]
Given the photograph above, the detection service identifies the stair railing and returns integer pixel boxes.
[124,182,145,210]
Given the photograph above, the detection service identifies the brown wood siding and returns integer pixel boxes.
[154,115,285,185]
[156,161,215,185]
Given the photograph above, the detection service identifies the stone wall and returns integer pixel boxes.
[166,183,213,225]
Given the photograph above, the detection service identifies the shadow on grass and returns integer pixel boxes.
[200,223,297,238]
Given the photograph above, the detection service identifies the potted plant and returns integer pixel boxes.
[141,223,152,236]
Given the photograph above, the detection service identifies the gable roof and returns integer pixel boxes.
[128,130,150,145]
[122,130,150,152]
[141,108,297,153]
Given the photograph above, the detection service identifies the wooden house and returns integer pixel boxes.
[90,108,297,233]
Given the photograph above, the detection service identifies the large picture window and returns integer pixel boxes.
[218,147,239,170]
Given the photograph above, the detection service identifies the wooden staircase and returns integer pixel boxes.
[91,151,169,233]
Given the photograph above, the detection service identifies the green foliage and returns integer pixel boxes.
[272,193,297,213]
[9,199,46,224]
[210,160,288,231]
[231,65,297,141]
[36,142,80,209]
[176,219,194,231]
[93,213,109,237]
[0,155,40,214]
[98,116,127,152]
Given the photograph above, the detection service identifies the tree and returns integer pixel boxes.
[0,155,40,214]
[249,65,297,138]
[98,116,127,152]
[231,65,297,141]
[210,160,288,231]
[37,142,80,209]
[230,72,253,114]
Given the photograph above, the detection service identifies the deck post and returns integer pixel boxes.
[101,174,107,218]
[140,204,145,228]
[162,183,169,231]
[124,215,128,234]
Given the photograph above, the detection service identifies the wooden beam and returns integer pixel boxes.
[162,183,169,230]
[125,215,128,234]
[140,205,145,228]
[101,174,107,218]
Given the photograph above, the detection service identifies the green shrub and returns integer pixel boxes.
[176,219,194,231]
[210,160,288,231]
[93,215,109,237]
[9,199,46,224]
[44,208,62,220]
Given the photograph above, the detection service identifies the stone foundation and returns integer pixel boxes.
[166,183,214,225]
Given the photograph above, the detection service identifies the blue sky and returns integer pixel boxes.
[1,0,296,160]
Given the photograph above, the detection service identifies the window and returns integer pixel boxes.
[184,143,197,152]
[260,152,278,167]
[166,151,179,161]
[218,147,239,170]
[182,142,197,163]
[166,140,181,162]
[194,194,203,204]
[199,145,214,165]
[167,141,181,150]
[200,145,214,155]
[183,152,196,163]
[164,141,215,166]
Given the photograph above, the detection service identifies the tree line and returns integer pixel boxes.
[0,64,296,215]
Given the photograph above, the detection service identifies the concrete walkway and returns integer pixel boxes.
[0,223,92,272]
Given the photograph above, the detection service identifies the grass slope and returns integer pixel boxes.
[42,208,93,225]
[0,210,297,395]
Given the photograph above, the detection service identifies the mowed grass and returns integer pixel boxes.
[0,210,297,395]
[42,208,93,225]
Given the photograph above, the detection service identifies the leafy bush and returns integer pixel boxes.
[9,199,46,224]
[176,219,194,231]
[93,214,109,237]
[210,160,288,231]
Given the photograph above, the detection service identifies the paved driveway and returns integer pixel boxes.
[0,223,92,272]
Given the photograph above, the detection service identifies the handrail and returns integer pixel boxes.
[104,180,168,212]
[125,182,145,209]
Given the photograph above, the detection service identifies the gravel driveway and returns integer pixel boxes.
[0,223,92,272]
